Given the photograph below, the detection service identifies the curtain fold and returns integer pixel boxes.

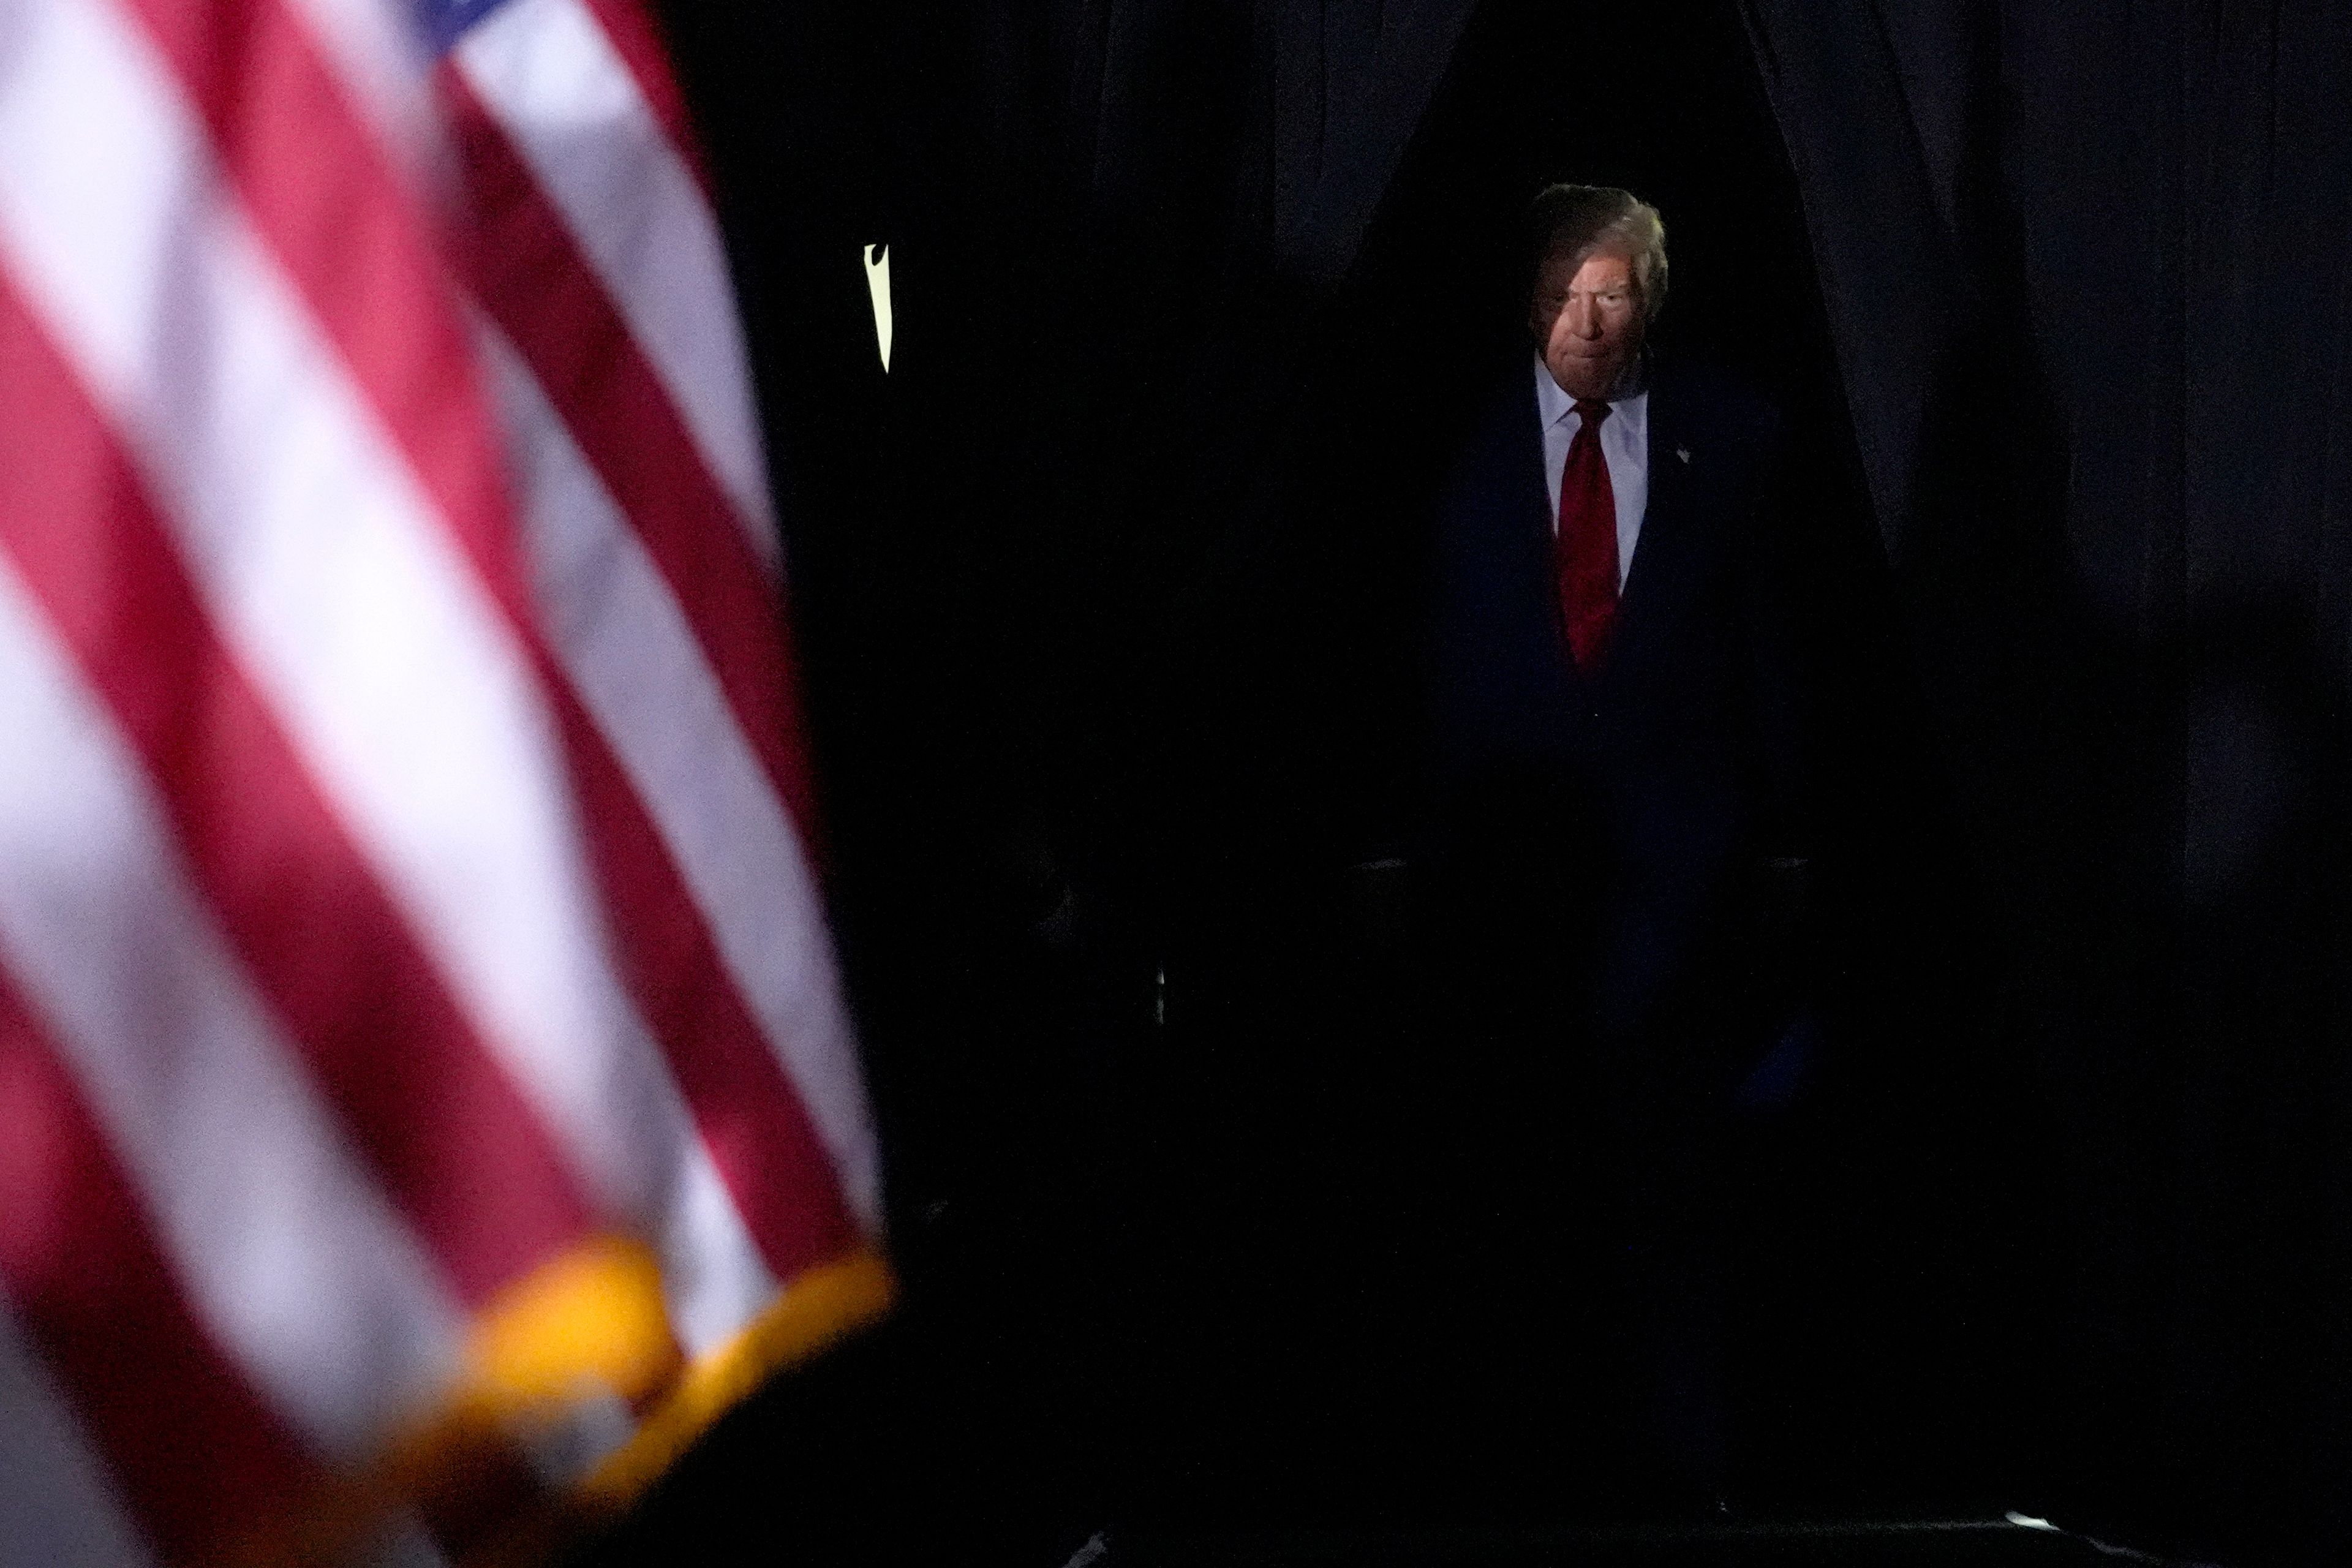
[1739,1,2352,1561]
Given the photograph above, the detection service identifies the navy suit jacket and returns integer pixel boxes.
[1428,352,1801,1083]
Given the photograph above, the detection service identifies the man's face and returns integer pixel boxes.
[1530,247,1645,401]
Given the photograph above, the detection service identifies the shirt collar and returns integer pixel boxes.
[1532,355,1650,442]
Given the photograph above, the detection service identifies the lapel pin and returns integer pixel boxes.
[1675,445,1692,464]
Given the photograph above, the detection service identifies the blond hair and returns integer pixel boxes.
[1529,184,1668,323]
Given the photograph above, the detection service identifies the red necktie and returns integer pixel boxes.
[1555,398,1618,670]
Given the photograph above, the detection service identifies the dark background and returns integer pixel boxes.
[582,1,2352,1564]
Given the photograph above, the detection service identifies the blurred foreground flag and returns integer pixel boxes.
[0,0,886,1559]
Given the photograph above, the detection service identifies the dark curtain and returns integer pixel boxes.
[599,1,2352,1564]
[1740,1,2352,1562]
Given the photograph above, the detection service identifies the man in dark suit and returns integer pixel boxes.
[1425,183,1806,1504]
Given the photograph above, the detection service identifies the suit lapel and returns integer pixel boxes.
[1605,372,1706,684]
[1507,369,1569,649]
[1512,371,1555,555]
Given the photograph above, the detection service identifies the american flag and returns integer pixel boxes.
[0,0,884,1558]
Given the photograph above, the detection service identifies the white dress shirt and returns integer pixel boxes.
[1536,356,1649,590]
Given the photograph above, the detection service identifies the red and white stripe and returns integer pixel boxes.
[443,0,880,1245]
[451,0,774,561]
[0,0,881,1554]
